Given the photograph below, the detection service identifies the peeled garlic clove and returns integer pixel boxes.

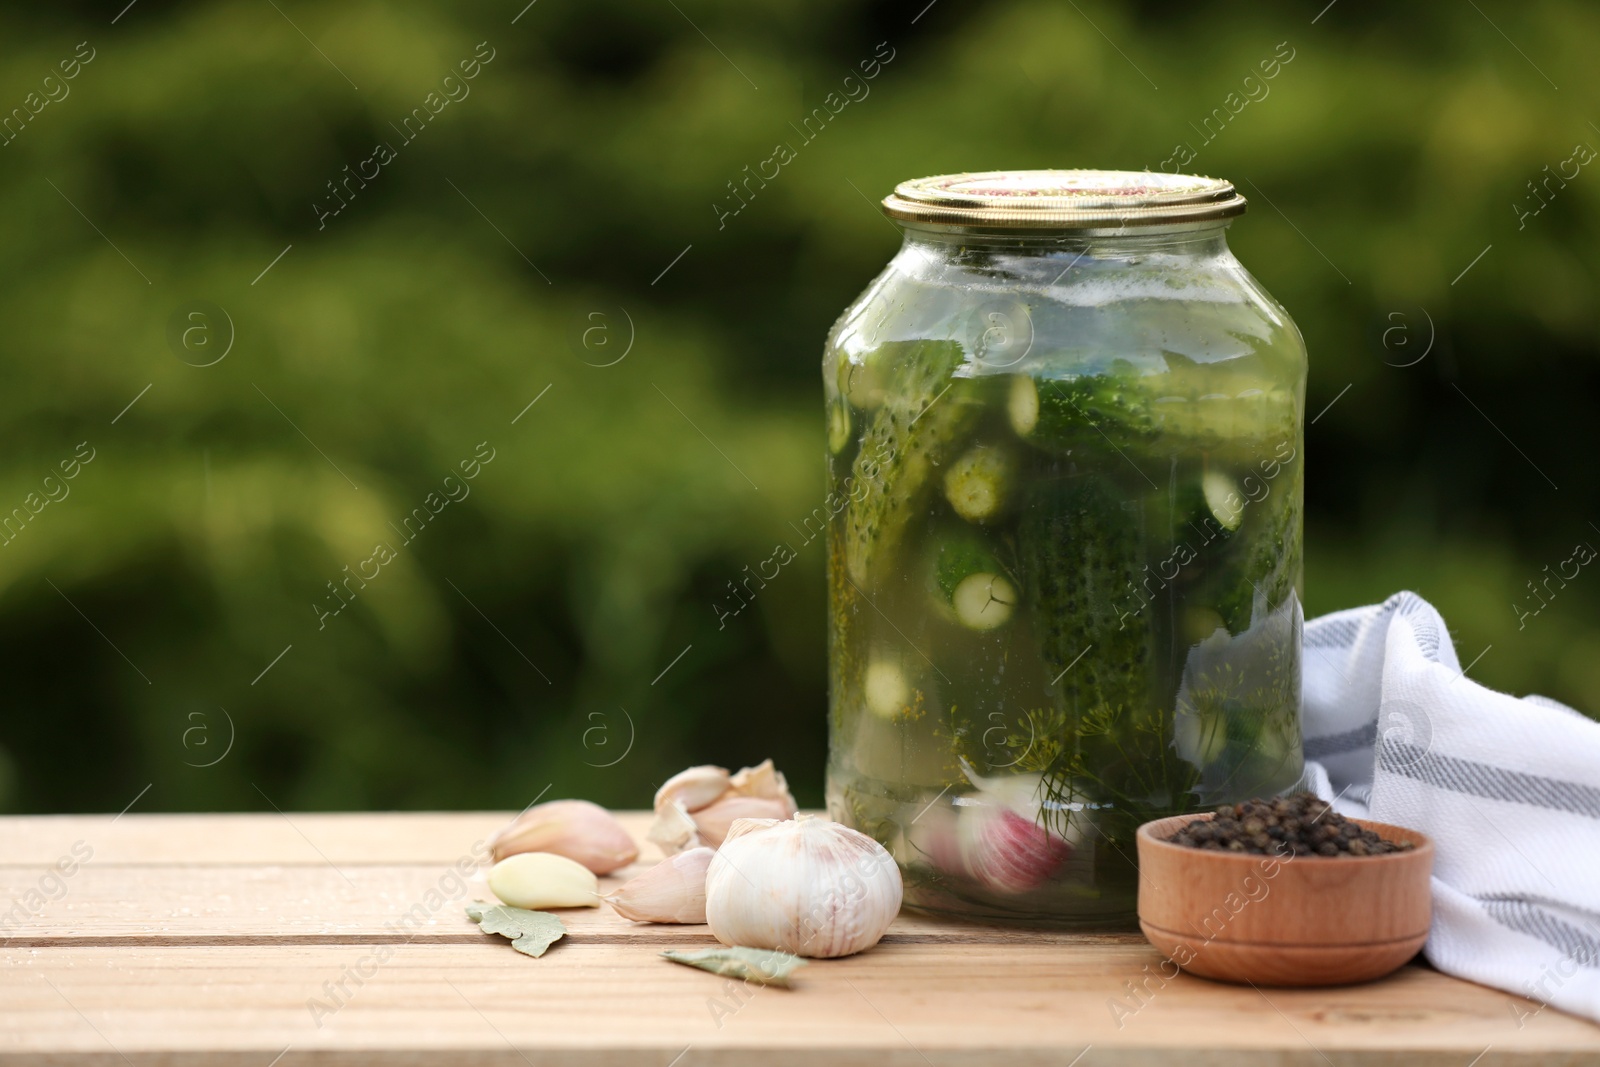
[647,799,703,855]
[488,799,640,874]
[487,852,600,909]
[692,794,796,848]
[705,815,902,959]
[954,802,1071,894]
[654,764,731,814]
[604,846,714,923]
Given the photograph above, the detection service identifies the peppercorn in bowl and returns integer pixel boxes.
[1135,794,1434,986]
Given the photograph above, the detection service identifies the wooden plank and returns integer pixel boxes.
[0,862,1138,947]
[3,943,1594,1066]
[0,811,517,866]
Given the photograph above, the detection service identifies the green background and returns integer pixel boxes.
[2,1,1595,814]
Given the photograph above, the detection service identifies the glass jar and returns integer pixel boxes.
[822,171,1306,928]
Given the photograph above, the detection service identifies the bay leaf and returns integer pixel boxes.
[661,946,806,987]
[466,903,566,958]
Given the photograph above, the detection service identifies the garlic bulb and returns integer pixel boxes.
[647,759,797,854]
[705,816,901,958]
[604,847,714,923]
[487,852,600,909]
[489,799,639,873]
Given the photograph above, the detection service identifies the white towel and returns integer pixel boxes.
[1302,591,1600,1024]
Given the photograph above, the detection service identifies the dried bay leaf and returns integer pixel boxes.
[661,946,806,987]
[465,903,566,958]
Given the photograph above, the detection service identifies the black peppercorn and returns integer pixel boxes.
[1165,792,1416,857]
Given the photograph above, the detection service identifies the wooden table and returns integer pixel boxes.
[4,811,1597,1065]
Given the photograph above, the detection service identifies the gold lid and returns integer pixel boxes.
[881,169,1246,229]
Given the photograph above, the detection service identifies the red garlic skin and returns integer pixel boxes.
[959,805,1071,893]
[922,800,1072,894]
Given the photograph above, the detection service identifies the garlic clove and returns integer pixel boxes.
[487,852,600,909]
[953,802,1071,894]
[726,759,791,803]
[646,798,704,855]
[959,759,1047,823]
[648,760,798,854]
[654,764,731,814]
[604,846,714,923]
[958,759,1085,847]
[488,799,640,874]
[705,814,902,959]
[691,794,796,848]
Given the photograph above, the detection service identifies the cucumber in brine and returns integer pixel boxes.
[1019,476,1153,722]
[952,574,1017,631]
[827,398,852,455]
[1210,457,1302,633]
[1012,369,1298,461]
[1008,371,1159,457]
[942,442,1017,525]
[845,340,981,588]
[1173,597,1303,799]
[1201,469,1244,532]
[932,534,1017,632]
[1007,374,1040,437]
[864,654,914,719]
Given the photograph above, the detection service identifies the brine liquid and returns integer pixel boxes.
[824,328,1304,927]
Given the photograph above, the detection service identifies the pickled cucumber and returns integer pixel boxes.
[1007,374,1040,437]
[1009,372,1157,456]
[1173,597,1303,798]
[1012,369,1296,460]
[933,535,1017,631]
[1201,470,1244,531]
[1018,476,1151,720]
[827,399,852,454]
[1211,461,1302,633]
[865,655,912,719]
[942,443,1016,524]
[845,340,980,587]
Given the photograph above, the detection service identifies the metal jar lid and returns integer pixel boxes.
[880,169,1246,229]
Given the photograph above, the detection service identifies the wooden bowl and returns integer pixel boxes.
[1136,812,1434,986]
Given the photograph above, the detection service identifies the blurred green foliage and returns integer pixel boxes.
[1,1,1596,814]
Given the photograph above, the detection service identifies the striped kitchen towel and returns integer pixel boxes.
[1302,591,1600,1025]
